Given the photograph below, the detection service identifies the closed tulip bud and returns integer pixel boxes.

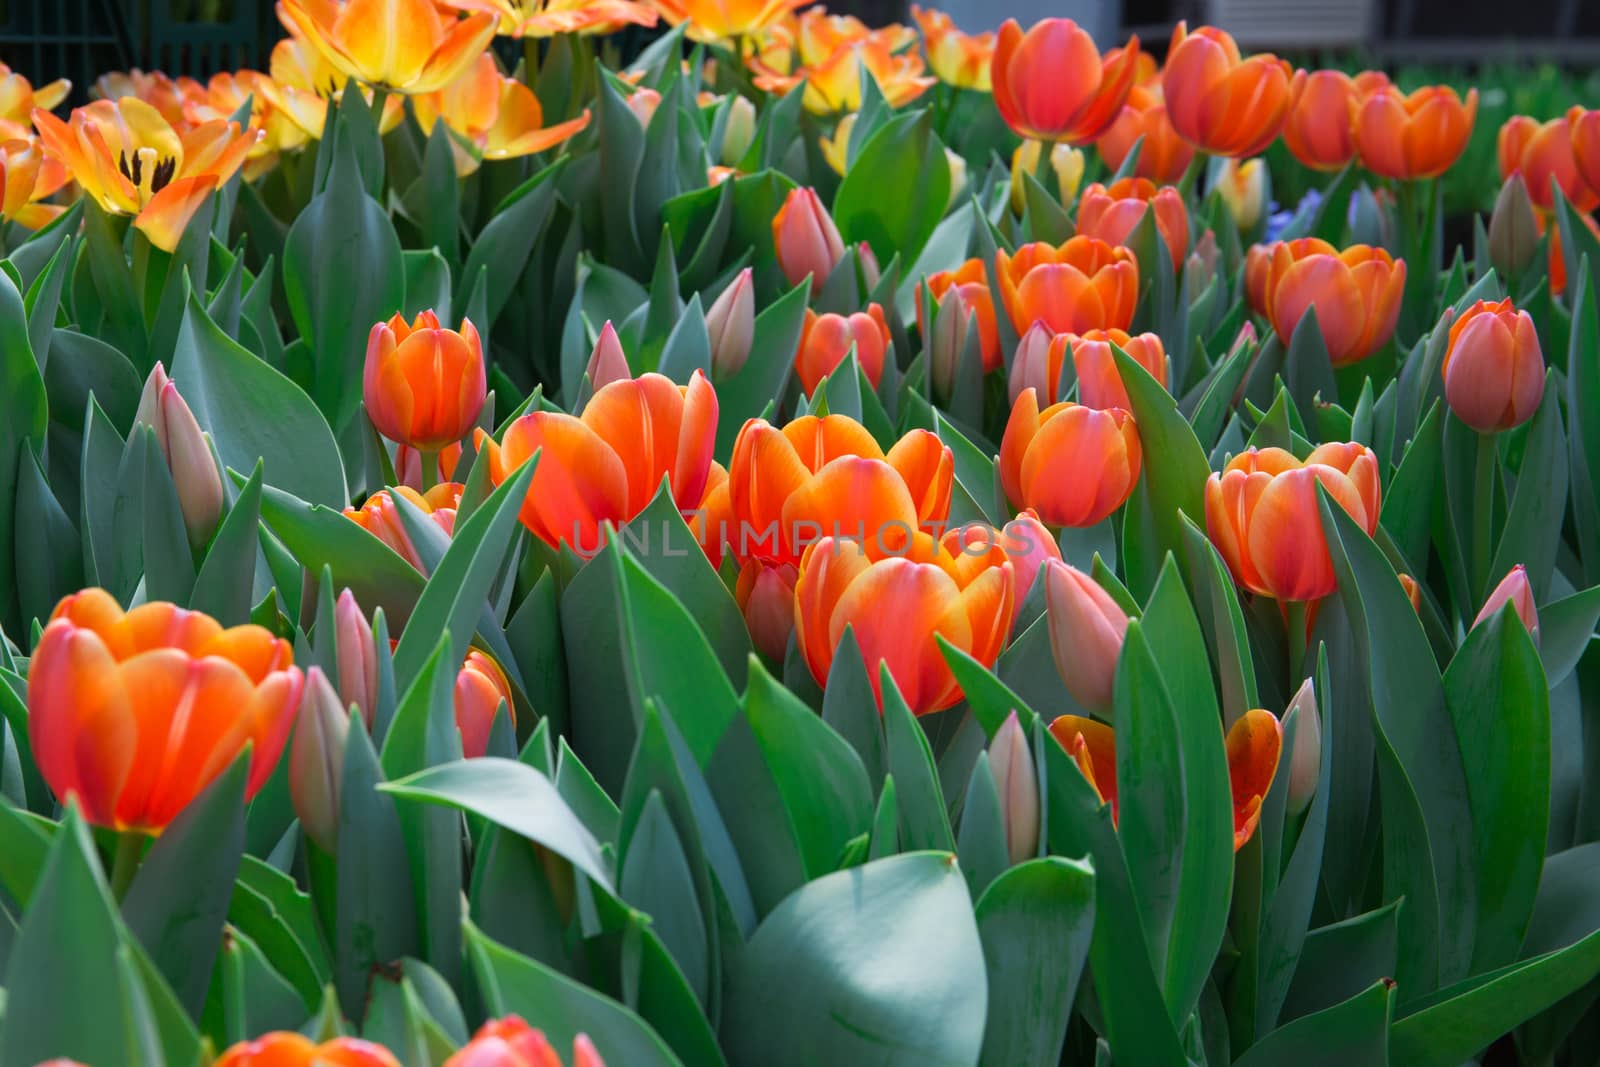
[945,148,968,210]
[1474,564,1539,644]
[772,186,845,289]
[736,560,798,661]
[706,268,755,380]
[289,667,348,854]
[989,710,1039,864]
[1007,322,1056,405]
[991,19,1140,144]
[363,310,486,450]
[1163,23,1297,158]
[1488,174,1540,281]
[857,241,881,290]
[720,94,756,164]
[1044,560,1128,712]
[1217,158,1265,231]
[928,289,970,404]
[626,87,661,126]
[796,305,891,395]
[585,320,630,391]
[134,363,224,551]
[1284,676,1320,816]
[999,508,1062,624]
[1184,229,1220,304]
[1398,573,1422,612]
[1010,139,1086,214]
[334,589,377,728]
[456,649,515,759]
[1442,298,1544,434]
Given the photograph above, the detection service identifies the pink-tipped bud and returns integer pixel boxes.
[1474,564,1539,645]
[1008,322,1055,406]
[1000,509,1062,626]
[626,87,661,126]
[1044,560,1129,712]
[1284,676,1320,816]
[586,321,630,391]
[135,362,224,551]
[736,560,798,662]
[455,649,516,759]
[989,710,1039,865]
[772,186,845,290]
[929,289,970,405]
[706,268,755,380]
[334,589,378,728]
[289,667,350,854]
[857,241,881,290]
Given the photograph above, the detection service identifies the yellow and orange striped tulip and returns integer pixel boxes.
[277,0,497,95]
[456,648,515,759]
[0,136,69,229]
[414,52,590,174]
[344,483,463,569]
[652,0,808,42]
[444,0,657,36]
[911,5,994,91]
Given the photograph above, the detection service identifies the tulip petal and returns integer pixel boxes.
[1226,708,1283,849]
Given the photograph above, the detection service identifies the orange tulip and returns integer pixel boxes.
[213,1033,401,1067]
[26,589,304,833]
[33,97,260,252]
[792,9,919,66]
[0,62,68,137]
[990,18,1139,144]
[1076,176,1188,268]
[1399,573,1422,613]
[1257,241,1406,366]
[796,305,891,394]
[1441,298,1545,434]
[1044,560,1127,711]
[794,532,1013,713]
[995,236,1138,336]
[1244,237,1331,316]
[1543,209,1600,298]
[363,311,486,450]
[1000,389,1142,527]
[920,258,1001,374]
[772,186,845,289]
[344,483,463,569]
[1204,443,1381,602]
[1473,564,1539,643]
[414,52,590,175]
[1351,84,1477,181]
[737,560,800,661]
[478,370,717,554]
[753,36,933,114]
[911,5,994,91]
[725,415,952,567]
[1161,22,1297,158]
[256,35,406,141]
[91,69,187,124]
[652,0,807,41]
[692,460,733,569]
[456,649,515,759]
[443,0,657,36]
[1498,114,1597,214]
[1065,328,1167,411]
[1096,84,1194,185]
[278,0,496,94]
[1049,707,1281,849]
[0,136,68,228]
[1569,106,1600,205]
[1282,69,1388,172]
[444,1016,606,1067]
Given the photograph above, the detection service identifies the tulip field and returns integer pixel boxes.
[6,2,1600,1064]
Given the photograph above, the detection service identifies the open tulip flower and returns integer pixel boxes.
[1000,388,1142,528]
[0,62,68,137]
[26,589,304,833]
[1252,239,1406,366]
[213,1032,402,1066]
[995,236,1139,336]
[1096,84,1195,185]
[413,52,591,174]
[478,370,717,555]
[794,531,1014,713]
[1498,114,1597,213]
[277,0,497,95]
[0,136,70,230]
[1282,69,1389,171]
[443,0,658,37]
[911,5,994,91]
[753,36,934,116]
[1442,298,1545,434]
[990,18,1140,145]
[1049,708,1282,849]
[651,0,808,42]
[1075,177,1189,269]
[796,304,892,393]
[177,70,309,179]
[1351,84,1478,180]
[1205,443,1381,603]
[32,96,260,251]
[1162,22,1298,158]
[344,482,463,569]
[919,258,1001,374]
[255,35,406,141]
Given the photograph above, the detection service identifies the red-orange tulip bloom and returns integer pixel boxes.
[995,236,1138,336]
[0,136,69,229]
[26,589,304,832]
[363,311,487,450]
[33,97,259,252]
[653,0,807,42]
[444,1015,606,1067]
[921,259,1001,373]
[1068,328,1167,411]
[1076,177,1188,269]
[1281,70,1388,171]
[796,304,892,394]
[1205,443,1381,602]
[1543,210,1600,298]
[1000,388,1142,527]
[1244,237,1331,316]
[414,52,590,175]
[990,18,1138,144]
[456,648,515,759]
[1473,564,1539,643]
[1351,84,1477,181]
[278,0,497,94]
[737,560,800,661]
[911,5,994,91]
[478,370,717,554]
[794,533,1013,713]
[1569,106,1600,205]
[1498,114,1597,214]
[1257,241,1406,366]
[1049,707,1281,849]
[444,0,658,37]
[725,415,952,567]
[213,1032,401,1067]
[1441,298,1545,434]
[1096,84,1194,185]
[344,483,463,570]
[1161,22,1297,158]
[772,185,846,289]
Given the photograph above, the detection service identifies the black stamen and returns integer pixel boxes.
[150,158,176,193]
[118,150,133,181]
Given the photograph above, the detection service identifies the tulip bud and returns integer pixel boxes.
[736,561,798,662]
[1284,676,1320,816]
[1007,322,1055,406]
[586,321,630,391]
[1441,298,1545,434]
[626,87,661,126]
[334,589,378,728]
[1488,174,1539,280]
[720,94,756,165]
[1218,158,1266,231]
[1398,573,1422,613]
[456,649,515,759]
[928,289,970,404]
[1044,560,1129,712]
[290,667,350,854]
[135,362,225,551]
[999,509,1061,625]
[1474,564,1539,645]
[989,711,1039,865]
[857,241,881,290]
[707,268,755,380]
[1185,229,1220,305]
[772,186,846,290]
[1009,140,1085,214]
[945,147,968,211]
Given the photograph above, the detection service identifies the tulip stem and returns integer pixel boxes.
[109,832,145,901]
[1471,433,1498,600]
[1285,599,1308,680]
[419,448,440,492]
[1178,153,1205,200]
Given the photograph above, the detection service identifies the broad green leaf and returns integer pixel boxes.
[1234,979,1393,1067]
